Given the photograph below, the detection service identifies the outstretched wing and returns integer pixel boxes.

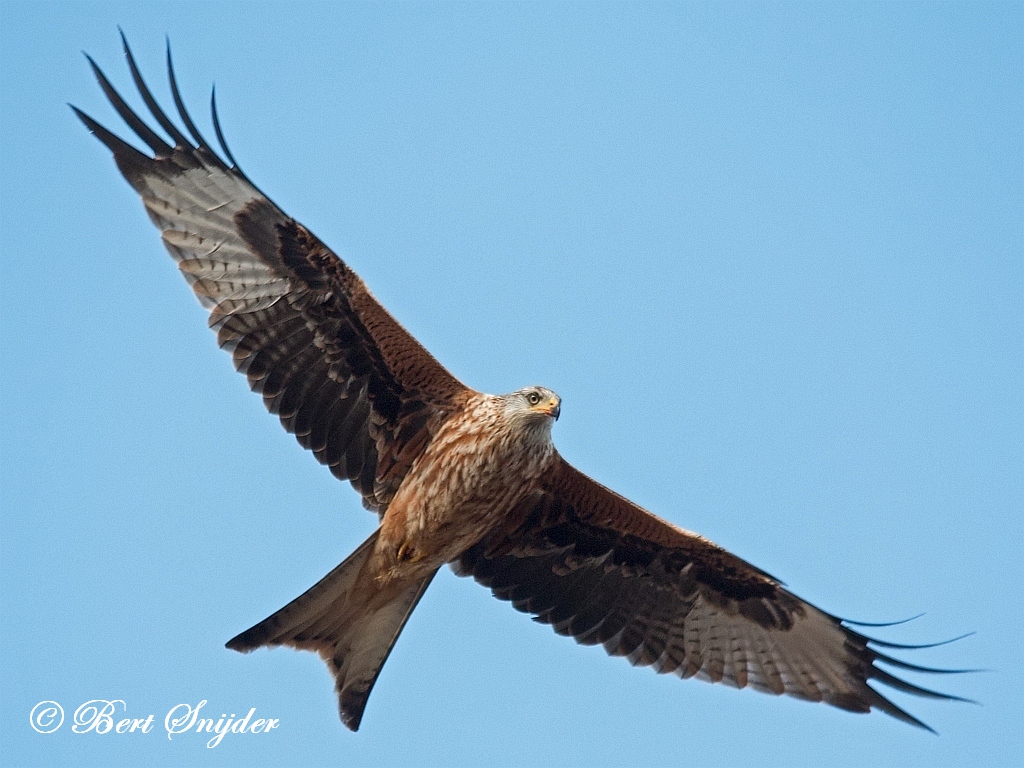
[74,37,470,513]
[456,455,969,731]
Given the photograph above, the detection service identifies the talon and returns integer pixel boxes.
[397,542,416,562]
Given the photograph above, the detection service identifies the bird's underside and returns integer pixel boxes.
[75,34,971,733]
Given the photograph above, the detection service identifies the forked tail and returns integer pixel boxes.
[226,530,437,730]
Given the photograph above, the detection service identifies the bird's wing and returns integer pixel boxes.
[74,37,471,513]
[456,455,969,731]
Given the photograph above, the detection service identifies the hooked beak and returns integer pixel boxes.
[543,397,561,421]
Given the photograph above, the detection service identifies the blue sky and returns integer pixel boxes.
[1,2,1021,766]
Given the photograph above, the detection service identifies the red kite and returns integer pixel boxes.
[74,37,969,732]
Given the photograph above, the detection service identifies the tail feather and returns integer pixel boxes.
[226,530,437,731]
[330,572,436,730]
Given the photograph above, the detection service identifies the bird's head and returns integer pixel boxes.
[502,386,561,427]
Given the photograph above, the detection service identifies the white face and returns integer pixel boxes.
[504,386,561,425]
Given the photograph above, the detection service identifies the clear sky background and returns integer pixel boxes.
[2,3,1021,767]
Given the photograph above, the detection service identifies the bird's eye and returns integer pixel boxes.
[527,392,541,405]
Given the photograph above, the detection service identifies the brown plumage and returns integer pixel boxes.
[74,36,970,733]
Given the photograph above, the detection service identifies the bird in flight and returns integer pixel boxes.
[74,35,969,733]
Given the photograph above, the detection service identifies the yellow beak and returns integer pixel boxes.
[540,397,561,421]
